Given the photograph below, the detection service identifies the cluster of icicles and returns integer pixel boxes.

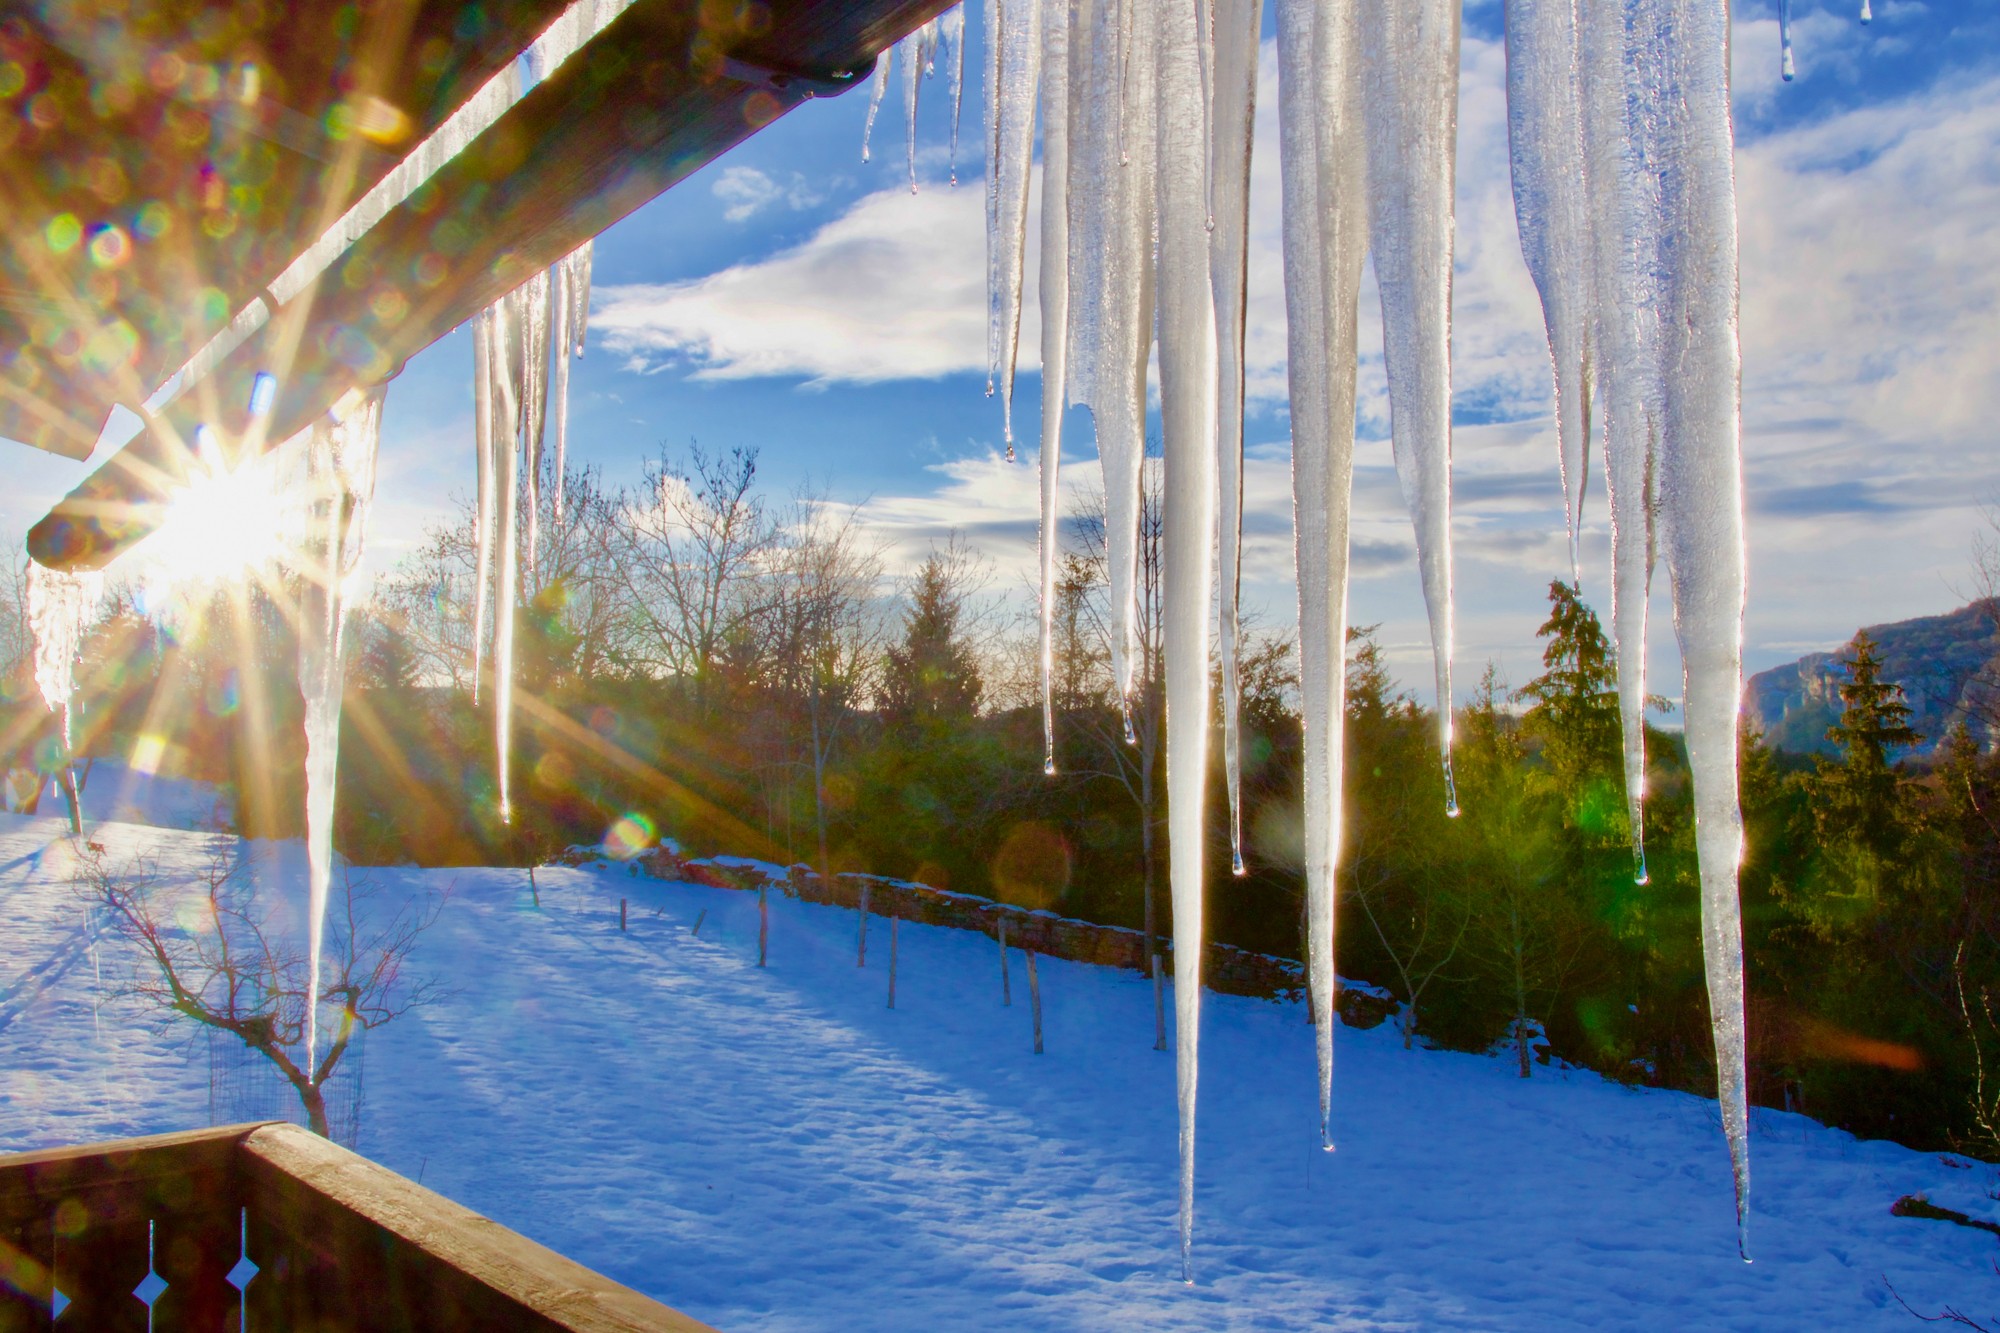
[871,0,1751,1276]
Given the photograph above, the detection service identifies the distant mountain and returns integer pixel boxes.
[1742,601,2000,756]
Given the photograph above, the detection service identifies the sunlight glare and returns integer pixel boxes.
[140,455,293,592]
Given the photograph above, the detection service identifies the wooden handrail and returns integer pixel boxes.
[0,1124,719,1331]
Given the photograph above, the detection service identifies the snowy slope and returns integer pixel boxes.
[2,814,1996,1330]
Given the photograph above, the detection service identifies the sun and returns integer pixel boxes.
[137,450,297,594]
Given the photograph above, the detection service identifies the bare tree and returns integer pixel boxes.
[1068,465,1168,973]
[604,444,776,710]
[764,495,885,888]
[76,838,448,1137]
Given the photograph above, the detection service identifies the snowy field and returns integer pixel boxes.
[3,811,1997,1330]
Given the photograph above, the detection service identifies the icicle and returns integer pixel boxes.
[25,563,103,754]
[489,287,527,825]
[1037,0,1072,778]
[1278,0,1366,1154]
[1778,0,1796,81]
[986,0,1042,455]
[863,45,892,161]
[1210,0,1261,875]
[470,308,497,706]
[298,385,385,1071]
[551,241,594,515]
[1066,0,1156,709]
[1503,0,1593,583]
[1581,0,1663,890]
[1155,0,1219,1279]
[1360,0,1460,815]
[519,268,553,565]
[944,5,969,184]
[902,19,944,192]
[1648,0,1753,1259]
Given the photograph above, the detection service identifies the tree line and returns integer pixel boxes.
[4,446,1997,1158]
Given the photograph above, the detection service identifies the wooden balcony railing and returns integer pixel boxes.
[0,1123,718,1331]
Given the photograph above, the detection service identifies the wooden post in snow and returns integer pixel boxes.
[1027,950,1043,1055]
[620,898,627,932]
[857,880,870,967]
[528,865,539,908]
[1152,953,1166,1051]
[758,883,768,967]
[998,919,1011,1006]
[691,908,706,937]
[887,914,898,1009]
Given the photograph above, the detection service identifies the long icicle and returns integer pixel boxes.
[489,290,525,824]
[1278,0,1366,1152]
[519,268,553,566]
[862,44,893,161]
[299,386,385,1071]
[904,19,944,193]
[1210,0,1261,875]
[470,309,497,705]
[1649,0,1752,1258]
[945,4,969,183]
[552,240,594,515]
[1360,0,1461,816]
[1037,0,1071,777]
[1503,0,1593,583]
[987,0,1043,459]
[1156,0,1219,1280]
[25,562,103,831]
[1067,0,1156,722]
[1583,0,1661,887]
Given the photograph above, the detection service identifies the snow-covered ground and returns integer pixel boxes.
[3,811,1997,1330]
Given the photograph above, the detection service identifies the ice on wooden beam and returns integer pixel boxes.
[1277,0,1367,1150]
[1504,0,1593,583]
[1361,0,1461,817]
[1036,0,1071,777]
[25,563,103,752]
[1154,0,1218,1279]
[298,385,384,1069]
[985,0,1041,459]
[1210,0,1261,875]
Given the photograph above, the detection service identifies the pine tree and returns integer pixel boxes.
[1514,580,1622,830]
[1817,631,1921,863]
[880,545,984,727]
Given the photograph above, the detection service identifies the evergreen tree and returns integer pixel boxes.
[1514,580,1621,803]
[881,545,984,727]
[1818,631,1921,858]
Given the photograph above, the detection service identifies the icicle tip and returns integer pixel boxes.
[1230,851,1245,877]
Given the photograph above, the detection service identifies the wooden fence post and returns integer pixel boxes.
[888,914,898,1009]
[528,865,539,908]
[620,898,627,932]
[998,920,1011,1007]
[691,908,706,937]
[857,880,870,967]
[758,883,768,966]
[1027,950,1043,1055]
[1152,953,1166,1051]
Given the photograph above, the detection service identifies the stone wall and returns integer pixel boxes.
[620,850,1394,1028]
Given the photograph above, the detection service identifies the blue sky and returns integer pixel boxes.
[8,0,1998,701]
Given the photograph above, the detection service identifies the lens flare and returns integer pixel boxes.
[139,451,293,589]
[604,813,655,861]
[129,733,168,777]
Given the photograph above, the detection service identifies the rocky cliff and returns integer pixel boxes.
[1743,601,2000,755]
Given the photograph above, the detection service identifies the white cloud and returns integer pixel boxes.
[710,165,826,223]
[594,180,1016,384]
[597,29,2000,687]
